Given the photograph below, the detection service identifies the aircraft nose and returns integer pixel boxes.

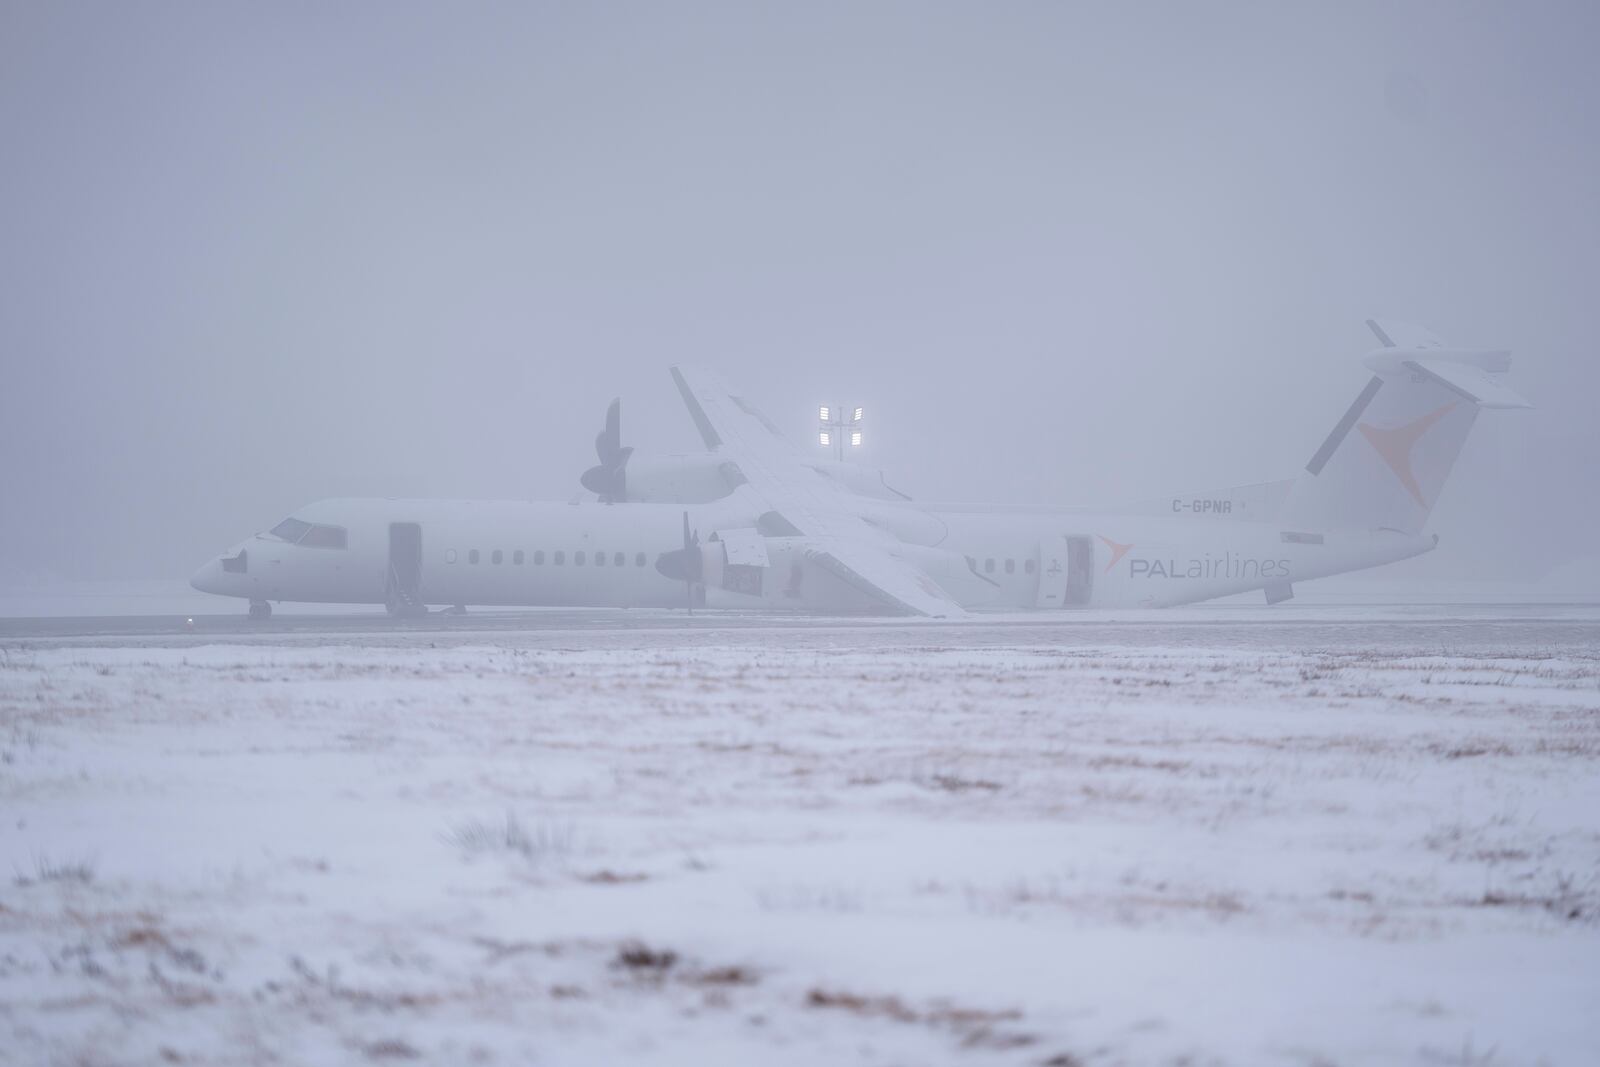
[189,559,220,594]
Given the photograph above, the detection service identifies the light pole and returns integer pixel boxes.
[818,405,863,462]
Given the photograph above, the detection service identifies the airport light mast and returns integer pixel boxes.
[818,405,863,462]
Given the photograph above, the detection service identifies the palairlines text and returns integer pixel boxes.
[1129,555,1291,580]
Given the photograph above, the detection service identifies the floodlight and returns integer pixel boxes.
[818,399,864,459]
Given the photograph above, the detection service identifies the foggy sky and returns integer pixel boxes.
[3,2,1597,584]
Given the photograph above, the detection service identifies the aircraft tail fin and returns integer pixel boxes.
[1281,320,1529,535]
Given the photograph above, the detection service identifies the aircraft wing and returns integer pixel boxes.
[807,544,966,617]
[670,366,965,617]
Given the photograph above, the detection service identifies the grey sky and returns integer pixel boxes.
[2,2,1596,582]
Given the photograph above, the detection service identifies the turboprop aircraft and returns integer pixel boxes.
[190,320,1527,618]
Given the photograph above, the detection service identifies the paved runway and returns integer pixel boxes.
[4,603,1598,656]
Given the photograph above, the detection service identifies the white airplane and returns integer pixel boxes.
[191,320,1527,619]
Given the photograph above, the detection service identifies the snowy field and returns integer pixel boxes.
[2,618,1598,1065]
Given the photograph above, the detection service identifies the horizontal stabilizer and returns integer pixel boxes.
[1365,319,1527,409]
[1405,357,1530,409]
[1366,318,1448,350]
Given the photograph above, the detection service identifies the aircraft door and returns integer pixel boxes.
[387,523,425,616]
[1064,535,1094,606]
[1034,538,1068,607]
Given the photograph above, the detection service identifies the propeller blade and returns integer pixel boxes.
[653,511,704,601]
[596,399,622,463]
[681,512,693,613]
[581,399,630,502]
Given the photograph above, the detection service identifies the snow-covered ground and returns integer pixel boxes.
[1,627,1597,1065]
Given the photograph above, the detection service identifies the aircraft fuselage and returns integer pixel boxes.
[191,496,1434,612]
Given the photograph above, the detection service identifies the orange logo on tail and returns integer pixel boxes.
[1098,535,1133,574]
[1356,402,1458,508]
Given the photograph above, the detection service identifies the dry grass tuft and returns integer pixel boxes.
[807,987,1036,1048]
[927,773,1002,793]
[362,1038,420,1060]
[613,941,677,973]
[806,988,918,1022]
[687,965,759,986]
[14,854,96,887]
[443,812,576,866]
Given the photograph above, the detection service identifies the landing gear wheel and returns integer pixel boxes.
[248,600,271,621]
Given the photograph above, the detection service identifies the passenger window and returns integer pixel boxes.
[469,549,480,565]
[614,552,625,567]
[554,551,564,565]
[1005,559,1015,574]
[595,551,606,567]
[1024,559,1036,575]
[513,550,524,565]
[635,552,646,567]
[492,549,503,565]
[966,556,975,570]
[534,550,545,565]
[984,558,995,574]
[575,551,586,565]
[446,549,457,564]
[299,524,347,549]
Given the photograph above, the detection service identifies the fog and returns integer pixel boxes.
[3,2,1596,586]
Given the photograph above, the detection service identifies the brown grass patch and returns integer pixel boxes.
[687,965,759,986]
[613,941,677,972]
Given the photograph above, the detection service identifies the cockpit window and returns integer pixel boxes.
[268,517,346,549]
[270,517,312,542]
[299,524,347,549]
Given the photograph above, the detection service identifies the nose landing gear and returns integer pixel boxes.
[248,600,272,621]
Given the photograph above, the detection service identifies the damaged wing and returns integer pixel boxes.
[670,366,965,617]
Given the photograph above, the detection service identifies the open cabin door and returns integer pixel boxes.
[1064,534,1093,606]
[1037,535,1095,608]
[387,522,424,615]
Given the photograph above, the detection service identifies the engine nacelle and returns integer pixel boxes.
[621,453,742,505]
